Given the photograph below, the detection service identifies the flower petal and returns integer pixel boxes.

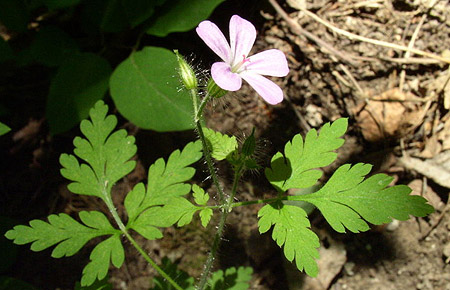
[241,71,284,105]
[246,49,289,77]
[229,15,256,66]
[211,62,242,91]
[196,20,232,63]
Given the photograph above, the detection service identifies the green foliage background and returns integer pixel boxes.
[0,0,224,133]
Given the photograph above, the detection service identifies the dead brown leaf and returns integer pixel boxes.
[354,89,423,142]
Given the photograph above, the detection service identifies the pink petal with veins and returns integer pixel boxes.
[211,62,242,91]
[229,15,256,66]
[196,21,232,63]
[241,71,284,104]
[247,49,289,77]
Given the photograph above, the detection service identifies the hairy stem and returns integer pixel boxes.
[190,89,225,203]
[195,92,212,122]
[103,193,183,290]
[196,164,245,290]
[191,87,248,289]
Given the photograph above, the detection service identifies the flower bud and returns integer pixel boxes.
[174,50,198,90]
[207,78,228,99]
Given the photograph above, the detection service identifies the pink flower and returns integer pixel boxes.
[196,15,289,105]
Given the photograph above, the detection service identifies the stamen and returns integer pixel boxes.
[231,55,251,73]
[242,55,251,64]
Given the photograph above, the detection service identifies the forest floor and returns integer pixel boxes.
[1,0,449,289]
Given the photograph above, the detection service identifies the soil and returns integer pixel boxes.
[1,0,449,289]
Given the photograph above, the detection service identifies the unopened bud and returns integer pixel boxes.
[207,78,228,98]
[174,50,197,90]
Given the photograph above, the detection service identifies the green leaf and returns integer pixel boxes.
[146,0,225,37]
[0,122,11,136]
[191,185,213,227]
[110,46,194,132]
[5,211,119,258]
[81,235,124,286]
[46,53,112,134]
[295,163,435,233]
[125,140,202,223]
[193,184,209,205]
[258,202,320,277]
[43,0,80,9]
[60,100,137,200]
[99,0,155,32]
[75,276,112,290]
[161,198,198,227]
[199,208,213,228]
[27,26,79,67]
[283,185,320,216]
[121,0,164,28]
[265,118,347,192]
[133,197,198,235]
[146,141,201,205]
[125,141,202,236]
[203,128,237,161]
[81,0,164,33]
[207,266,253,290]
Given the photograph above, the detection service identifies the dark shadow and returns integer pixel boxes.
[218,224,290,290]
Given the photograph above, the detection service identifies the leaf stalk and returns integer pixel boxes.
[103,189,183,290]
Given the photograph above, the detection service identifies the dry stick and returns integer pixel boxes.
[284,94,311,132]
[268,0,359,67]
[399,14,427,91]
[284,1,450,64]
[337,59,365,96]
[380,56,440,65]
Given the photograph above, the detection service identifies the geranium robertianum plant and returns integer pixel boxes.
[5,15,433,290]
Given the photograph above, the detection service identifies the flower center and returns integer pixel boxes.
[231,55,250,73]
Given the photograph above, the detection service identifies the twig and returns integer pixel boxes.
[268,0,359,66]
[399,14,427,91]
[337,61,365,96]
[284,1,450,64]
[379,56,440,65]
[284,94,311,132]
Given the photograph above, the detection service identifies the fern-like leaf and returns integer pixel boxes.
[7,101,137,287]
[125,141,203,237]
[203,127,237,161]
[258,202,320,277]
[81,235,124,286]
[265,118,347,192]
[294,163,434,233]
[5,211,119,258]
[59,100,137,200]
